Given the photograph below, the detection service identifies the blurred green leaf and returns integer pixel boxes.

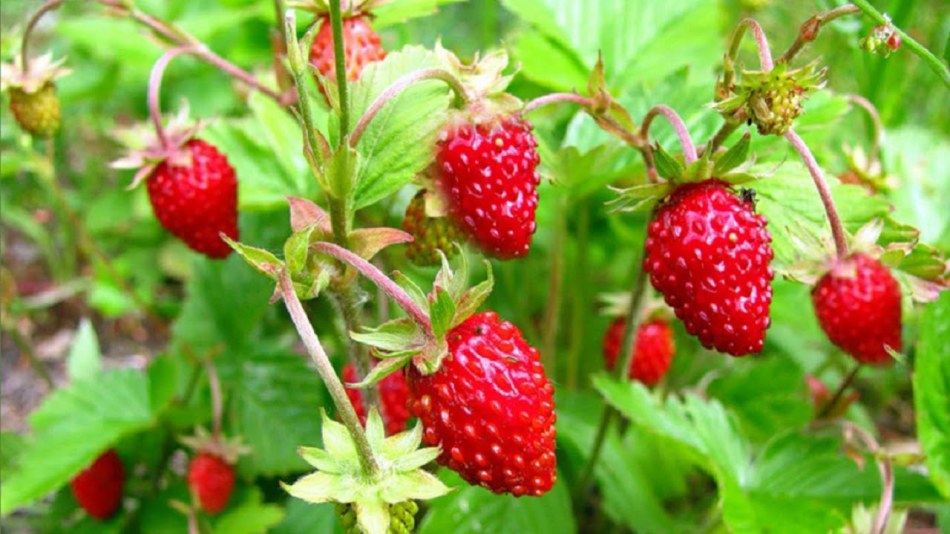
[914,291,950,499]
[273,499,342,534]
[66,319,102,383]
[212,486,285,534]
[373,0,465,28]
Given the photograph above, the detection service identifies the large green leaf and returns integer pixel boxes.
[225,349,327,477]
[419,470,575,534]
[373,0,465,28]
[347,46,452,210]
[914,291,950,498]
[0,369,167,515]
[212,486,286,534]
[272,499,342,534]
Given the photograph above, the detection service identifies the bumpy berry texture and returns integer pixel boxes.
[309,16,386,84]
[9,83,60,137]
[603,318,675,386]
[336,501,418,534]
[187,452,236,514]
[645,180,774,356]
[407,311,556,496]
[147,139,238,259]
[342,363,411,436]
[435,116,541,259]
[749,83,805,135]
[812,253,902,365]
[70,449,124,519]
[402,190,463,266]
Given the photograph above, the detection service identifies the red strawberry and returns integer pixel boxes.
[435,115,541,259]
[309,16,386,85]
[147,139,239,259]
[811,253,902,365]
[407,311,556,496]
[187,452,236,514]
[644,180,773,356]
[342,362,411,435]
[70,449,124,519]
[603,318,675,386]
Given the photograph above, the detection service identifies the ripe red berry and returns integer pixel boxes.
[187,452,236,514]
[407,311,556,497]
[811,253,902,365]
[70,449,124,519]
[602,318,675,386]
[147,139,239,259]
[644,180,774,356]
[342,362,411,436]
[309,16,386,85]
[435,116,541,259]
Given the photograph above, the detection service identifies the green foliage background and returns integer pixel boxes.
[1,0,948,532]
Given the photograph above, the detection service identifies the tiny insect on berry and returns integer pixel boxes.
[70,449,125,520]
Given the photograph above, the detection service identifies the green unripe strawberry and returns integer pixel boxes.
[402,190,462,266]
[335,501,419,534]
[9,83,60,137]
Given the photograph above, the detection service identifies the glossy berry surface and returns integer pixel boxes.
[603,318,675,386]
[309,16,385,84]
[402,190,462,266]
[187,452,235,514]
[645,180,774,356]
[407,311,556,496]
[435,116,541,259]
[342,362,411,436]
[70,449,124,519]
[147,139,239,259]
[812,253,902,365]
[9,83,60,137]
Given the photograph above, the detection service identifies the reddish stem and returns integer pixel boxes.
[311,242,433,336]
[640,105,698,165]
[147,46,194,150]
[522,92,595,114]
[785,129,849,259]
[20,0,65,76]
[779,4,861,64]
[207,361,223,440]
[350,68,470,147]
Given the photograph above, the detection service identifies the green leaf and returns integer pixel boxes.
[372,0,465,28]
[222,235,284,280]
[212,486,286,534]
[349,46,452,210]
[225,350,327,477]
[714,133,751,175]
[350,318,421,352]
[0,369,164,515]
[427,287,456,338]
[419,470,575,534]
[914,291,950,498]
[66,319,102,382]
[652,143,684,181]
[393,271,428,312]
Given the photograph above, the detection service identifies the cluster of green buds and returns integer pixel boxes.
[337,501,419,534]
[859,19,903,58]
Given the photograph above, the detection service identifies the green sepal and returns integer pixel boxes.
[222,234,284,279]
[451,261,493,329]
[345,354,415,389]
[285,224,317,277]
[350,318,423,353]
[608,183,672,213]
[427,287,456,338]
[393,272,428,311]
[653,143,685,181]
[714,132,751,175]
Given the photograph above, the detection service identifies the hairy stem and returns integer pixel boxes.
[312,242,433,335]
[817,364,860,419]
[278,270,379,476]
[779,4,861,64]
[350,68,470,147]
[20,0,66,75]
[640,105,698,164]
[148,46,194,150]
[730,18,774,71]
[522,92,595,114]
[541,197,568,372]
[850,0,950,88]
[785,129,849,258]
[329,0,350,138]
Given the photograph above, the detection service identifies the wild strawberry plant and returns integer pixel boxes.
[1,1,949,533]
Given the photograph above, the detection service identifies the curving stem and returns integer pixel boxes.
[311,242,434,336]
[785,129,849,259]
[20,0,66,76]
[779,4,861,64]
[846,94,883,166]
[350,68,471,147]
[640,105,698,165]
[147,46,196,150]
[278,270,380,477]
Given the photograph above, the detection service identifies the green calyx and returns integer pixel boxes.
[284,410,449,534]
[350,248,493,383]
[715,61,826,136]
[610,133,757,213]
[434,43,520,117]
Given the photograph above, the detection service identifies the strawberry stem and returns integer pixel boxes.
[20,0,66,77]
[640,105,698,165]
[778,4,861,64]
[147,46,194,150]
[350,68,471,148]
[816,364,860,419]
[312,242,434,336]
[329,0,351,138]
[207,361,223,440]
[521,92,595,114]
[844,422,894,534]
[785,129,849,259]
[278,270,380,477]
